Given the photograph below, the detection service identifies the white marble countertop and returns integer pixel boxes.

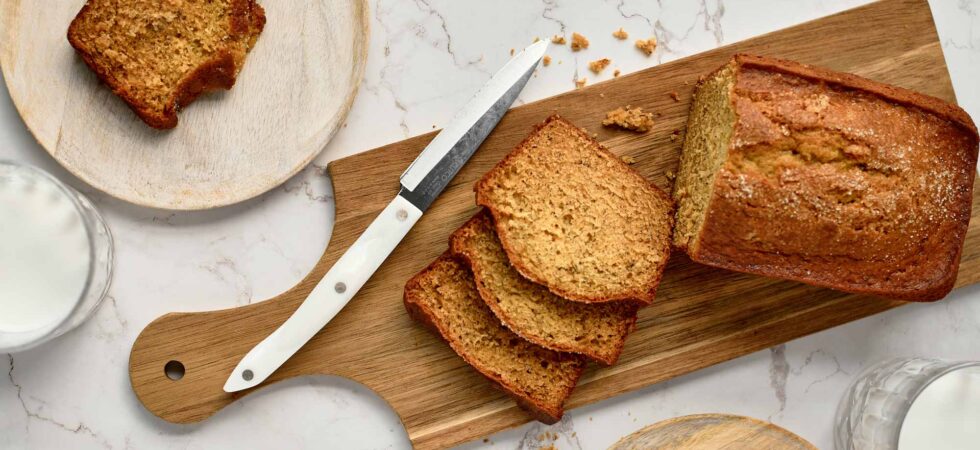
[2,1,979,449]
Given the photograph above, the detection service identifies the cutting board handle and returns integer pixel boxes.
[128,193,369,424]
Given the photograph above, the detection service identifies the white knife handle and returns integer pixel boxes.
[223,195,423,392]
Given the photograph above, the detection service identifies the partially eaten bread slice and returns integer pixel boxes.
[404,253,586,423]
[450,211,638,365]
[475,115,674,304]
[67,0,266,129]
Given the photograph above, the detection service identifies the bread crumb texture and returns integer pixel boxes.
[674,54,980,301]
[543,55,552,67]
[68,0,265,129]
[612,27,629,40]
[574,77,587,89]
[451,211,637,365]
[404,255,585,423]
[476,116,674,304]
[589,58,612,74]
[614,69,621,77]
[571,32,589,51]
[635,38,657,56]
[602,106,655,132]
[551,35,566,45]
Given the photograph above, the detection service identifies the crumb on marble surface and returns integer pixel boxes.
[543,55,551,66]
[575,77,587,89]
[551,35,566,45]
[571,32,589,51]
[614,69,621,77]
[602,105,655,132]
[613,27,628,40]
[635,38,657,55]
[589,58,611,73]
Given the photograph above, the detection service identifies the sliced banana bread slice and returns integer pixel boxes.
[67,0,266,129]
[450,211,637,365]
[475,115,674,304]
[404,254,586,423]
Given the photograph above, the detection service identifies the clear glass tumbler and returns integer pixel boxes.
[835,357,980,450]
[0,161,113,352]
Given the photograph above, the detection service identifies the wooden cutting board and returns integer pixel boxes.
[129,0,980,448]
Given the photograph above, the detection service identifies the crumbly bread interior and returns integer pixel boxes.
[476,116,674,304]
[404,255,584,421]
[450,211,637,365]
[68,0,264,127]
[672,63,736,250]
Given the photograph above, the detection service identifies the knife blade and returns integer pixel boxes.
[223,40,549,393]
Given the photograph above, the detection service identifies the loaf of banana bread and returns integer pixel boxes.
[674,54,979,301]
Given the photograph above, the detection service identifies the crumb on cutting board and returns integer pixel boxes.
[551,35,566,45]
[602,105,655,132]
[666,170,676,181]
[621,155,637,164]
[589,58,611,74]
[575,77,587,89]
[543,55,552,66]
[613,69,621,77]
[612,27,629,40]
[670,91,681,102]
[635,38,657,55]
[571,32,589,51]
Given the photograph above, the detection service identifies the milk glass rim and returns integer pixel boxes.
[0,160,113,351]
[892,359,980,444]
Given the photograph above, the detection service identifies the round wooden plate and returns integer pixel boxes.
[0,0,369,210]
[608,414,817,450]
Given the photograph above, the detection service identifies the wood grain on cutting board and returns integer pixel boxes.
[129,1,979,448]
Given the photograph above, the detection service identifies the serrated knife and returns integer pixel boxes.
[223,40,549,392]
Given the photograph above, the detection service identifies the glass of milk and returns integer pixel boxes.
[0,161,113,352]
[835,357,980,450]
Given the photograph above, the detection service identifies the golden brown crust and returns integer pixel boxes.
[66,0,266,129]
[475,115,674,305]
[733,54,979,138]
[449,210,638,365]
[686,54,979,302]
[403,254,585,423]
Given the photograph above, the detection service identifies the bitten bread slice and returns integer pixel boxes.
[475,115,674,304]
[67,0,266,129]
[673,54,980,301]
[450,211,638,365]
[404,254,586,423]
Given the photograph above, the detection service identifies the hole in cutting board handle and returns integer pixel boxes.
[164,360,185,381]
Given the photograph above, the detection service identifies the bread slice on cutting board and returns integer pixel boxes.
[475,115,675,305]
[450,210,638,365]
[673,54,979,301]
[67,0,266,129]
[404,254,586,423]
